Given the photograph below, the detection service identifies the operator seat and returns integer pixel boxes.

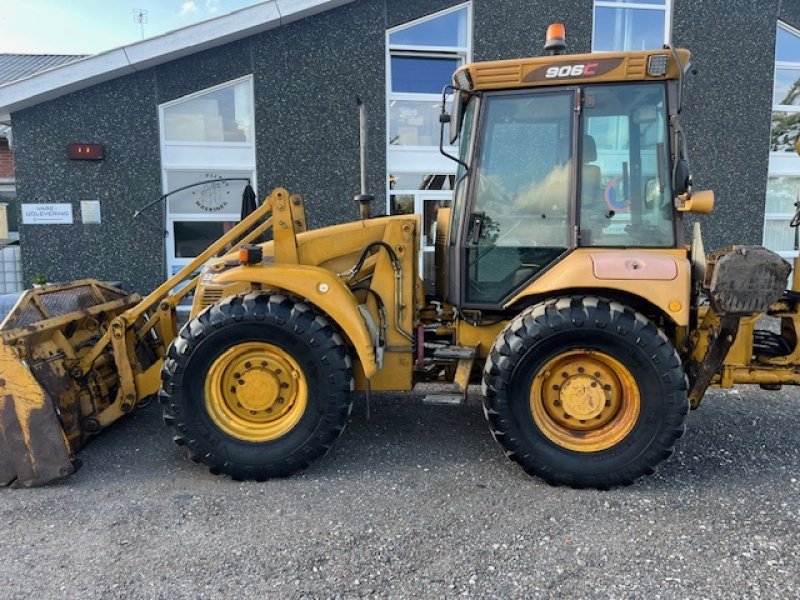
[582,135,602,208]
[581,134,606,243]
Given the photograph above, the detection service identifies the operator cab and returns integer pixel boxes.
[438,26,706,309]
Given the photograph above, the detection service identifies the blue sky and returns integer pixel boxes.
[0,0,264,55]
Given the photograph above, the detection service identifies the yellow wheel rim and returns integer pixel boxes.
[204,342,307,443]
[529,349,640,453]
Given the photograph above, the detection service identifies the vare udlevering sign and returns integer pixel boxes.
[21,203,74,225]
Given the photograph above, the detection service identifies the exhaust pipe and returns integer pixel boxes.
[354,97,374,220]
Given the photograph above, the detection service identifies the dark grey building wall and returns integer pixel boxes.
[10,0,799,292]
[12,70,164,292]
[672,0,786,249]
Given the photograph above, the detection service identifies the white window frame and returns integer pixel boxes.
[385,3,472,205]
[764,22,800,260]
[591,0,672,52]
[158,75,257,279]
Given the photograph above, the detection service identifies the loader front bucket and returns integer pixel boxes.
[0,341,74,486]
[0,281,142,487]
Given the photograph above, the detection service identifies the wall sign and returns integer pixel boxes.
[21,203,74,225]
[67,143,104,160]
[80,200,101,224]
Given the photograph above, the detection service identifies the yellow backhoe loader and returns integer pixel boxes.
[2,25,798,489]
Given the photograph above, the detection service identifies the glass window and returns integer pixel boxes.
[592,1,669,52]
[777,24,800,63]
[466,91,574,304]
[174,221,235,258]
[389,7,468,47]
[581,83,674,247]
[390,56,462,94]
[771,110,800,152]
[773,68,800,106]
[389,99,452,145]
[0,190,18,232]
[163,80,252,142]
[766,177,800,215]
[165,170,250,215]
[389,173,454,191]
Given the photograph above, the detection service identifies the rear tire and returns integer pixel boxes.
[482,296,688,489]
[159,292,353,480]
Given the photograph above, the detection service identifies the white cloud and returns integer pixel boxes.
[205,0,220,13]
[179,1,198,16]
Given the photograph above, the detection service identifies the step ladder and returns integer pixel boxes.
[423,345,477,405]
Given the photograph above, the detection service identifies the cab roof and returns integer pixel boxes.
[454,48,690,91]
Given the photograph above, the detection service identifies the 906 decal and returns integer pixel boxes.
[544,62,600,78]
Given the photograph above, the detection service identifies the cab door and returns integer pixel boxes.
[460,89,577,307]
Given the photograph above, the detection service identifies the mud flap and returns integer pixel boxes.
[0,343,74,487]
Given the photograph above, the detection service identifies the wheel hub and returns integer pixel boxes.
[531,349,640,452]
[205,342,307,442]
[559,374,605,420]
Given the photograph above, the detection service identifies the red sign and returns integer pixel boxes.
[67,143,104,160]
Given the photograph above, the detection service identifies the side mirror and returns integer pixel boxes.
[449,92,464,145]
[673,159,690,195]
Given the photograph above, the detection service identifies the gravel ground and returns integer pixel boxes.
[1,385,799,599]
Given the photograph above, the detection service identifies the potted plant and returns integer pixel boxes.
[32,273,48,288]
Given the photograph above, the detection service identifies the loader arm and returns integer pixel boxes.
[0,188,300,487]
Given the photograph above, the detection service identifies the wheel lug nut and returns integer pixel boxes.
[604,384,611,391]
[230,386,236,393]
[578,367,585,373]
[553,399,561,407]
[563,413,570,419]
[275,369,282,375]
[552,384,560,391]
[590,382,597,388]
[594,372,601,378]
[605,400,611,407]
[238,379,245,385]
[245,361,252,369]
[278,397,284,403]
[233,372,241,379]
[261,361,267,367]
[579,419,586,424]
[249,410,256,415]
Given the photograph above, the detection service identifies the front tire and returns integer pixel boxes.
[160,292,353,481]
[482,296,688,489]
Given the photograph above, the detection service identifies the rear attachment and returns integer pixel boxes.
[0,281,142,487]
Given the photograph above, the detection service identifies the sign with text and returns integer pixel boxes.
[21,203,74,225]
[80,200,101,224]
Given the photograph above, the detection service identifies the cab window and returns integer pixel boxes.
[580,83,674,247]
[466,90,574,304]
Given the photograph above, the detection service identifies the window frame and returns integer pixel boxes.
[157,75,257,279]
[765,22,800,261]
[591,0,672,53]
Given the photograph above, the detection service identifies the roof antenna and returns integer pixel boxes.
[133,9,148,40]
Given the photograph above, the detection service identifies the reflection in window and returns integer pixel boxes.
[387,5,469,147]
[581,84,673,248]
[592,1,669,52]
[163,80,252,142]
[389,99,452,145]
[466,91,573,304]
[772,24,800,153]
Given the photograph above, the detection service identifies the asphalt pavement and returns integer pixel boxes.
[1,385,799,599]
